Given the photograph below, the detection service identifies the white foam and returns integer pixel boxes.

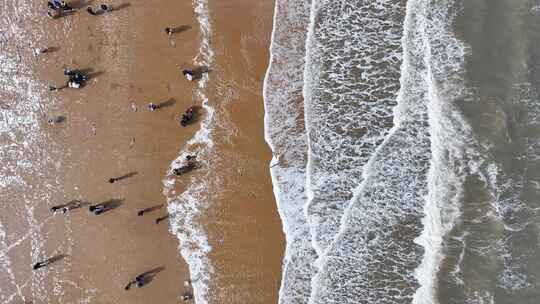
[161,0,216,303]
[306,0,444,302]
[302,0,406,259]
[262,0,316,303]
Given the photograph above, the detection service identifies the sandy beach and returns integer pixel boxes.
[200,0,284,302]
[1,0,282,303]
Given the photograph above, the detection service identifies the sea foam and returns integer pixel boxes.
[162,0,216,303]
[263,0,316,303]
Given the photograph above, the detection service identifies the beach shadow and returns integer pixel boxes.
[44,46,60,53]
[170,25,191,34]
[189,105,203,124]
[155,214,169,224]
[89,199,123,214]
[48,115,66,125]
[52,9,76,19]
[114,171,138,181]
[138,204,163,216]
[68,0,95,9]
[111,3,131,12]
[158,98,176,109]
[138,266,165,286]
[87,70,104,80]
[54,115,66,123]
[75,68,104,81]
[192,66,211,80]
[39,254,68,267]
[102,198,123,211]
[67,200,91,211]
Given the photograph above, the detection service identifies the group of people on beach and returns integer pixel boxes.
[47,0,112,18]
[33,1,208,302]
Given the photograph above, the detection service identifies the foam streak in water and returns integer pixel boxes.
[162,0,215,303]
[302,0,406,257]
[263,0,315,303]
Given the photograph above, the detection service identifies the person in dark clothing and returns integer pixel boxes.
[50,205,68,214]
[68,73,86,88]
[89,204,106,215]
[33,261,48,270]
[172,163,193,176]
[125,273,148,290]
[180,292,194,301]
[86,7,97,15]
[147,103,159,111]
[180,107,194,127]
[49,0,72,10]
[135,274,145,287]
[33,255,65,270]
[61,68,87,89]
[182,69,194,81]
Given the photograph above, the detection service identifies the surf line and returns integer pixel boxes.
[162,0,217,303]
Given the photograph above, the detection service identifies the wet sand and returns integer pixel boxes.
[3,0,198,303]
[201,0,285,302]
[1,0,283,303]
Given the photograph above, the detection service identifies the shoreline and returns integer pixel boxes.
[164,0,285,302]
[1,0,284,303]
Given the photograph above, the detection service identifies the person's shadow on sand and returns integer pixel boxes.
[88,199,123,215]
[137,266,165,285]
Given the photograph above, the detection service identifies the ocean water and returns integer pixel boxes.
[264,0,540,303]
[263,1,315,303]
